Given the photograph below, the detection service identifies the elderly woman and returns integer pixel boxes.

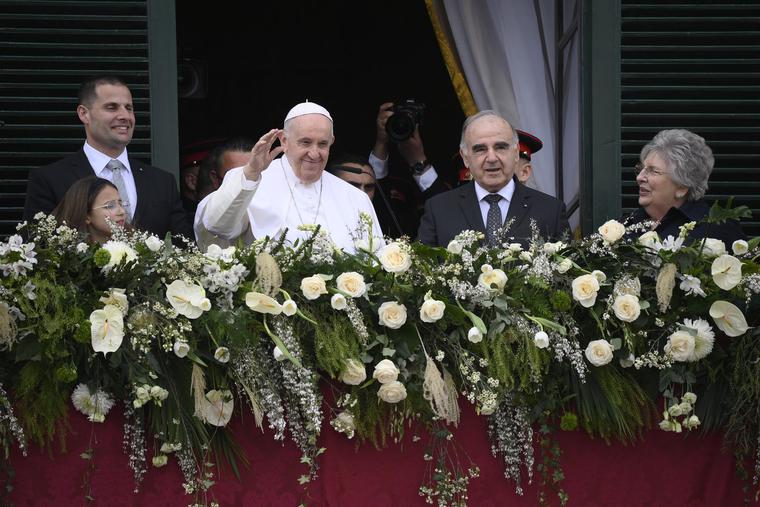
[627,129,745,245]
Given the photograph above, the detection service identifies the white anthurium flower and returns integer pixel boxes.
[709,300,750,337]
[282,299,298,316]
[331,293,347,310]
[214,346,230,363]
[533,331,549,349]
[173,340,189,358]
[467,326,483,343]
[90,304,124,355]
[200,389,234,427]
[446,240,463,255]
[166,280,211,319]
[245,291,283,315]
[732,239,748,256]
[711,255,742,291]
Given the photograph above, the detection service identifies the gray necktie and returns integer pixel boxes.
[484,194,503,246]
[105,159,132,222]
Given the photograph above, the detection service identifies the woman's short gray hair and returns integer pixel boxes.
[640,129,714,201]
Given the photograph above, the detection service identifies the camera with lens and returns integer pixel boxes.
[385,99,425,142]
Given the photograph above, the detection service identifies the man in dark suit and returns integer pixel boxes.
[23,75,192,240]
[417,110,569,248]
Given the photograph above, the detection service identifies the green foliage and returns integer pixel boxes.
[550,291,572,312]
[572,366,655,442]
[313,313,361,378]
[15,361,68,447]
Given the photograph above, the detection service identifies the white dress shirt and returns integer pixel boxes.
[474,179,515,227]
[84,142,137,219]
[195,156,384,253]
[368,152,439,192]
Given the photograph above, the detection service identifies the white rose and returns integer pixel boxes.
[282,299,298,316]
[245,291,283,315]
[300,275,328,300]
[572,274,600,308]
[732,240,749,256]
[377,380,407,403]
[214,346,230,363]
[664,330,695,362]
[90,304,124,355]
[446,240,463,255]
[556,258,573,274]
[638,231,661,250]
[478,266,508,292]
[419,298,445,323]
[584,339,614,366]
[166,280,211,319]
[273,345,286,362]
[377,242,412,273]
[378,301,408,329]
[331,293,347,310]
[173,340,189,358]
[700,238,726,258]
[467,326,483,343]
[711,255,742,291]
[145,235,163,252]
[709,300,750,337]
[372,359,400,384]
[336,272,366,298]
[598,219,626,244]
[340,358,367,385]
[613,294,641,322]
[533,331,549,349]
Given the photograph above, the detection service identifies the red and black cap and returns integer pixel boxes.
[516,129,543,161]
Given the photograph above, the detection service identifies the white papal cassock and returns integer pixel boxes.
[194,155,383,253]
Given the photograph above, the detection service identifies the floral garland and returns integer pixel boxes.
[1,209,759,506]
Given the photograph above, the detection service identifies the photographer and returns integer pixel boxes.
[368,101,451,237]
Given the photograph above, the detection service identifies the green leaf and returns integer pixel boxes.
[381,347,396,357]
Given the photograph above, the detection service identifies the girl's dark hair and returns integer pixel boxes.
[52,176,119,233]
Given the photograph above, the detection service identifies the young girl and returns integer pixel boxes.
[52,176,129,243]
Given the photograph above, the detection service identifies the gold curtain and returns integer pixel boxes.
[425,0,478,117]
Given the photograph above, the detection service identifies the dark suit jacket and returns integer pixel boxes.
[23,149,193,240]
[417,178,570,248]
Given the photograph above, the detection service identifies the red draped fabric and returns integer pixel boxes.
[9,402,757,507]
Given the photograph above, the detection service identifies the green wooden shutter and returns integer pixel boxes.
[620,1,760,236]
[0,0,151,238]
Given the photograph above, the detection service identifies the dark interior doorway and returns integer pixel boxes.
[176,1,465,185]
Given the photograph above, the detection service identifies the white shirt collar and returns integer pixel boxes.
[474,177,515,203]
[84,141,131,176]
